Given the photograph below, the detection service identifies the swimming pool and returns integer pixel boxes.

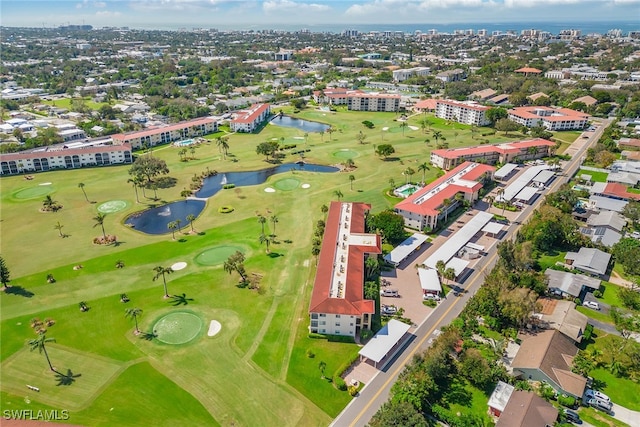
[174,139,196,147]
[394,184,422,198]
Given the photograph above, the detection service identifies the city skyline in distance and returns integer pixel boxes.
[2,0,640,31]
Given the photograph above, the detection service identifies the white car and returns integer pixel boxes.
[381,305,397,315]
[586,389,610,402]
[380,289,399,297]
[423,294,441,301]
[584,301,600,310]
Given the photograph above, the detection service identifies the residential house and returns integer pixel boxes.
[230,103,271,133]
[564,247,612,277]
[435,68,465,83]
[511,329,587,399]
[308,202,381,337]
[538,299,589,343]
[430,138,555,170]
[112,117,218,149]
[618,138,640,150]
[495,390,558,427]
[508,106,589,131]
[468,88,497,101]
[572,95,598,107]
[544,269,601,299]
[514,67,542,76]
[394,162,495,231]
[0,143,133,175]
[580,210,626,247]
[435,100,491,126]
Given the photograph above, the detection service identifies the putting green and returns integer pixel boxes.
[13,186,54,200]
[273,178,300,191]
[195,245,245,266]
[153,311,203,345]
[333,150,358,160]
[97,200,128,213]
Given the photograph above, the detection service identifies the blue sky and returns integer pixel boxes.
[1,0,639,30]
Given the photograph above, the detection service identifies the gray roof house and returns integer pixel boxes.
[545,269,601,298]
[586,211,627,232]
[579,226,622,247]
[564,248,612,277]
[539,300,589,343]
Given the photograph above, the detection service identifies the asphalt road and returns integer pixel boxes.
[332,122,611,427]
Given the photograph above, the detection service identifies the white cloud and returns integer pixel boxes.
[94,1,107,7]
[128,0,228,11]
[504,0,582,7]
[96,10,123,17]
[263,0,330,13]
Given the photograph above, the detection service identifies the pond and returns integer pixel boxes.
[125,163,338,234]
[269,115,330,133]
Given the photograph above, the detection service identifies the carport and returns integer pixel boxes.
[418,267,441,296]
[514,186,539,205]
[358,319,411,369]
[383,233,429,267]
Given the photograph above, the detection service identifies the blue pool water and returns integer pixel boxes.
[125,163,338,234]
[174,139,195,146]
[270,116,330,133]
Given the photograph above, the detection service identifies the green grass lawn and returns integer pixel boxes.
[589,368,640,411]
[440,379,493,426]
[536,251,566,271]
[576,306,613,324]
[579,406,630,427]
[596,282,625,308]
[43,97,110,111]
[577,169,609,183]
[0,106,528,426]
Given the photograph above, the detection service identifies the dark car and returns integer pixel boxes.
[564,409,582,424]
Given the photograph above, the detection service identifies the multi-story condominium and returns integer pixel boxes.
[112,117,218,149]
[435,100,491,126]
[313,88,359,105]
[229,103,271,133]
[508,106,589,131]
[392,67,430,82]
[430,138,556,170]
[308,202,381,337]
[435,68,466,83]
[395,162,495,231]
[0,143,133,175]
[347,93,400,112]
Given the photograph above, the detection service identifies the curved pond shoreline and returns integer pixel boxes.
[269,115,330,133]
[125,163,338,235]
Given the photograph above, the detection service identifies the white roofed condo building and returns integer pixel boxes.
[430,138,556,170]
[435,100,491,126]
[394,162,495,231]
[347,93,400,112]
[111,117,218,149]
[0,143,133,175]
[230,103,271,133]
[392,67,430,82]
[508,106,589,131]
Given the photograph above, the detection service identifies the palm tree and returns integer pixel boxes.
[127,177,141,203]
[93,213,107,240]
[388,178,395,189]
[257,215,267,234]
[42,195,57,211]
[435,260,446,282]
[28,333,57,372]
[186,214,196,233]
[356,131,366,144]
[54,221,64,238]
[153,266,174,298]
[178,148,187,161]
[433,130,443,145]
[270,214,278,235]
[403,167,415,185]
[320,204,328,217]
[319,130,325,143]
[399,121,407,136]
[167,221,178,239]
[485,195,495,213]
[326,127,335,141]
[175,218,182,233]
[444,268,456,286]
[333,190,344,201]
[217,136,230,160]
[418,162,429,184]
[259,233,272,253]
[125,307,143,334]
[349,174,355,190]
[78,182,89,202]
[496,188,506,215]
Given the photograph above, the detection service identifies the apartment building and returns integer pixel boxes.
[392,67,430,82]
[394,162,495,231]
[0,143,133,175]
[229,103,271,133]
[308,202,381,337]
[508,106,589,131]
[348,93,400,112]
[435,100,491,126]
[111,117,218,149]
[430,138,556,170]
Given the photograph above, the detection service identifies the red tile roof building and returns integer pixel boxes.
[514,67,543,75]
[111,117,218,149]
[601,182,640,201]
[0,143,133,175]
[395,162,495,231]
[309,202,381,337]
[508,106,589,131]
[230,103,271,133]
[435,100,491,126]
[430,138,556,170]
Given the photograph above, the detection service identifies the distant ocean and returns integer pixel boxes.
[172,21,639,35]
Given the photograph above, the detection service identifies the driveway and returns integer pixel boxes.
[612,403,640,427]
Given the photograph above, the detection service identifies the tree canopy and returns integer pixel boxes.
[128,156,170,184]
[367,210,407,244]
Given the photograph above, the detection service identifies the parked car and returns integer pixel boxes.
[585,389,610,403]
[588,398,612,413]
[583,301,600,310]
[381,305,397,315]
[564,409,582,424]
[381,289,399,297]
[423,293,441,301]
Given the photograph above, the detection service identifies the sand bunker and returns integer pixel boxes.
[39,182,52,186]
[264,187,276,193]
[382,127,389,131]
[207,320,222,337]
[301,184,311,189]
[408,125,419,131]
[171,262,187,271]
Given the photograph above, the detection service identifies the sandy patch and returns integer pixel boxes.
[382,127,389,131]
[39,182,52,186]
[293,136,304,140]
[264,187,276,193]
[301,183,311,189]
[171,261,187,271]
[208,320,222,337]
[408,125,419,131]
